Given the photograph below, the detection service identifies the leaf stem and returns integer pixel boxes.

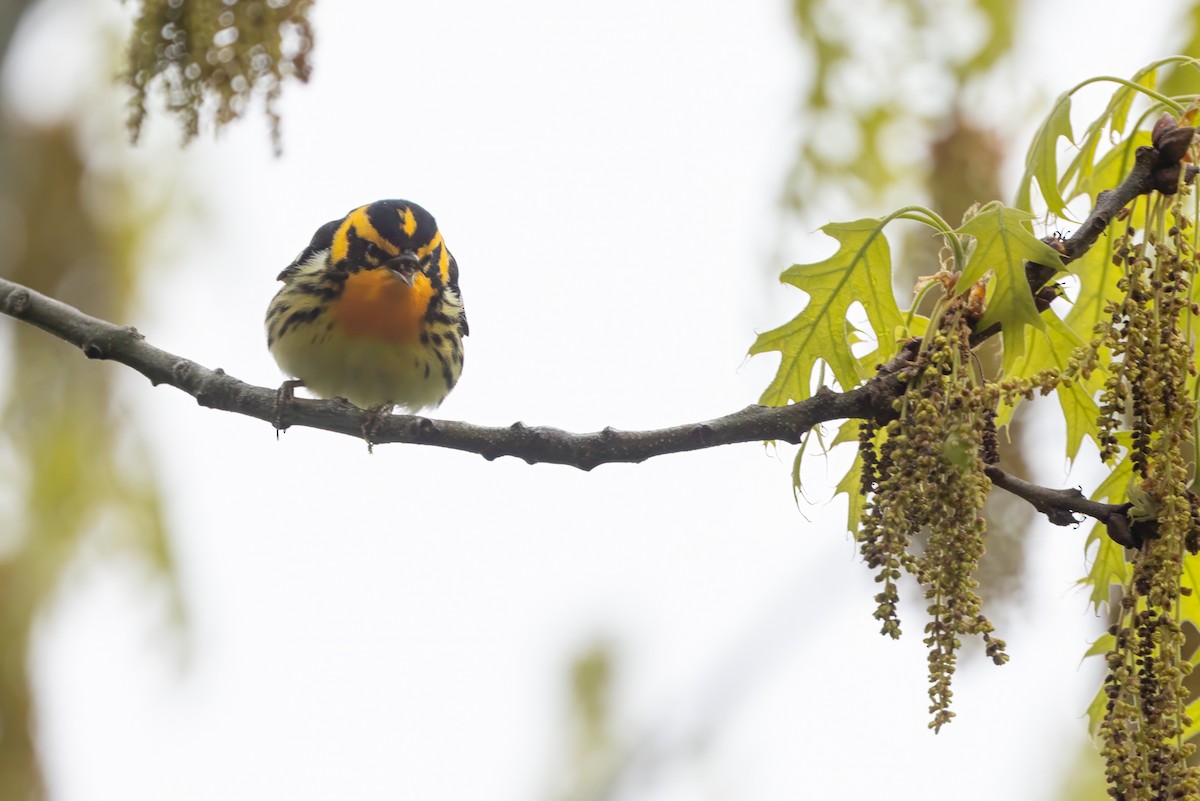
[885,206,967,273]
[1066,74,1188,116]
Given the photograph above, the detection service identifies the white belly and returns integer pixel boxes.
[270,325,454,411]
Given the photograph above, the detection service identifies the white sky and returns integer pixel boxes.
[3,0,1188,799]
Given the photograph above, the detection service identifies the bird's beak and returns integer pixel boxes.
[386,252,421,286]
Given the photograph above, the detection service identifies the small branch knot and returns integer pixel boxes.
[172,361,193,386]
[3,288,30,316]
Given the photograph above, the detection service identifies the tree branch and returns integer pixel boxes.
[5,122,1177,531]
[0,276,903,469]
[0,274,1142,544]
[984,465,1135,548]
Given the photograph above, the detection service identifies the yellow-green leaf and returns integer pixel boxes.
[1036,65,1156,212]
[1003,312,1102,460]
[1185,695,1200,742]
[1075,131,1150,207]
[1063,237,1123,346]
[1084,633,1116,740]
[1083,633,1116,660]
[1078,452,1133,613]
[1107,65,1157,144]
[830,417,862,448]
[790,429,814,504]
[752,219,904,405]
[1179,551,1200,636]
[1016,92,1073,215]
[956,206,1065,375]
[834,447,866,538]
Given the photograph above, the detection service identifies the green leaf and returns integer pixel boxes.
[1176,537,1200,633]
[1084,633,1116,740]
[830,416,862,448]
[1063,236,1123,345]
[1074,131,1150,210]
[752,219,904,405]
[1003,312,1102,460]
[1184,695,1200,742]
[1083,632,1116,660]
[956,206,1065,375]
[790,429,813,504]
[1016,92,1073,215]
[1160,49,1200,99]
[834,447,866,538]
[1116,68,1157,129]
[1078,452,1133,613]
[1060,131,1148,358]
[1022,64,1161,214]
[954,0,1014,79]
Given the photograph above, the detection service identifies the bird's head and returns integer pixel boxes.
[329,199,443,285]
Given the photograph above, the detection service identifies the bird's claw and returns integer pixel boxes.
[273,379,306,437]
[362,404,394,453]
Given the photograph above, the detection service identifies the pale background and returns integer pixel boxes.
[1,1,1179,799]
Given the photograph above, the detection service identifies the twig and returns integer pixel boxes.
[0,276,897,470]
[4,122,1181,533]
[0,275,1142,544]
[984,466,1135,547]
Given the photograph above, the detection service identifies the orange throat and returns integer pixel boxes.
[331,269,433,343]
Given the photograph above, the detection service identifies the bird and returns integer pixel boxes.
[265,200,468,432]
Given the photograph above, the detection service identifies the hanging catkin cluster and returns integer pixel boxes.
[1092,188,1200,801]
[858,299,1008,731]
[126,0,315,151]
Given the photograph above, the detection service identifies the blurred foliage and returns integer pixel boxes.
[1,2,191,797]
[787,0,1012,217]
[1055,739,1110,801]
[126,0,315,152]
[550,642,624,801]
[1161,4,1200,99]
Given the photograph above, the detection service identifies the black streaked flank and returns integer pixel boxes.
[271,306,324,344]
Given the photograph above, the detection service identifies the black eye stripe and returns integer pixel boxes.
[344,226,371,265]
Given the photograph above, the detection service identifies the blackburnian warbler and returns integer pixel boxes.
[266,200,468,414]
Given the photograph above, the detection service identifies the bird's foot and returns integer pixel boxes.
[274,379,306,438]
[362,403,395,453]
